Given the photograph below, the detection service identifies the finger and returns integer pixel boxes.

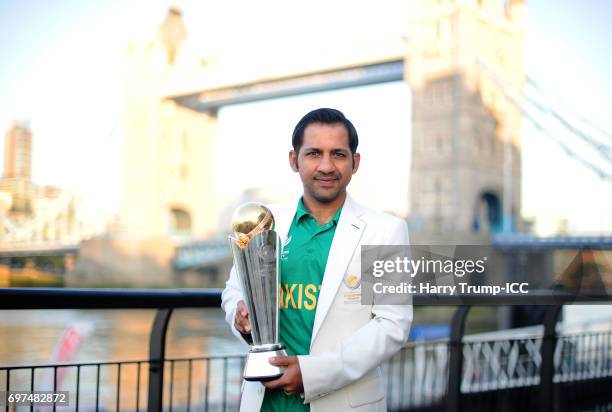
[262,376,286,390]
[237,301,249,317]
[234,309,251,333]
[285,385,299,394]
[235,314,246,326]
[234,317,249,334]
[239,318,251,332]
[236,321,251,334]
[269,356,294,366]
[236,312,247,323]
[235,323,247,334]
[262,380,275,389]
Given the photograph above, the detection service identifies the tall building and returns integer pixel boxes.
[4,121,32,179]
[407,0,525,238]
[2,121,35,214]
[0,122,83,243]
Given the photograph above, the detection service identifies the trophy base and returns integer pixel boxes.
[243,346,288,382]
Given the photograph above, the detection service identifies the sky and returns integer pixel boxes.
[0,0,611,236]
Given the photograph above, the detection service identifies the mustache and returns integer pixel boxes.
[314,173,340,180]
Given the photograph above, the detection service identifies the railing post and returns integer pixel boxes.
[447,305,470,412]
[540,305,562,411]
[148,309,173,412]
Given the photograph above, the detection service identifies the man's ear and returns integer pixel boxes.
[352,152,361,174]
[289,150,299,172]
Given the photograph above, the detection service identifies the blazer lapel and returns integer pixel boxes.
[311,195,366,345]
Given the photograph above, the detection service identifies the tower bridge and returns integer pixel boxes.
[121,0,526,244]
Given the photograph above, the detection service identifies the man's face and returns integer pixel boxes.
[289,122,360,204]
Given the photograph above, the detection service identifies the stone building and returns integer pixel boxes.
[407,0,525,240]
[121,6,218,240]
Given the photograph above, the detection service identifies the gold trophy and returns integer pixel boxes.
[229,203,287,381]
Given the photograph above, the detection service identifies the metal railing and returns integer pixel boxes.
[1,288,611,412]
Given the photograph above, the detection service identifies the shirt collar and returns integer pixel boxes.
[294,197,310,223]
[294,197,343,225]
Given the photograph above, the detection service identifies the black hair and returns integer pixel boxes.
[291,108,359,154]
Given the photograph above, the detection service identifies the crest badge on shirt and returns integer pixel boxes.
[342,274,361,304]
[281,236,292,260]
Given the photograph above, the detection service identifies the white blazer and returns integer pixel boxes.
[221,195,412,412]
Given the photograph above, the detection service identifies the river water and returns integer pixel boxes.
[0,308,246,410]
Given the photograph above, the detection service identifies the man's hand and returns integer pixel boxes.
[263,356,304,395]
[234,300,251,334]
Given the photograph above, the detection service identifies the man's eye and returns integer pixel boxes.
[307,152,319,157]
[334,152,346,158]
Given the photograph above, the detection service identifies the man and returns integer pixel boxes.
[222,108,412,411]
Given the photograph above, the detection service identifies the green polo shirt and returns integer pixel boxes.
[261,198,342,412]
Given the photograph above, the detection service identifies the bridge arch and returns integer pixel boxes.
[473,190,503,234]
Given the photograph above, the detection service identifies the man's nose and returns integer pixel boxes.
[317,154,335,173]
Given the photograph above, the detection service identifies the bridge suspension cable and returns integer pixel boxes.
[474,58,612,183]
[524,79,612,165]
[527,77,612,145]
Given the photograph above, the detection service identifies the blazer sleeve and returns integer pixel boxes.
[221,265,253,346]
[297,219,412,403]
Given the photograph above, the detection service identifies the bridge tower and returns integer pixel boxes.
[121,6,218,240]
[406,0,525,239]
